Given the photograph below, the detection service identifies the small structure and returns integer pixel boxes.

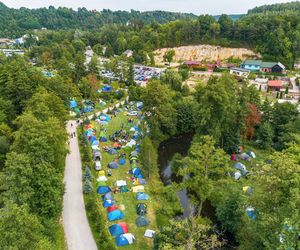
[230,67,250,78]
[261,62,285,73]
[268,80,283,91]
[183,61,200,69]
[144,229,155,238]
[241,60,262,71]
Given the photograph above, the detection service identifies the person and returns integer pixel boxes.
[71,123,73,127]
[73,132,76,137]
[67,140,70,145]
[108,169,112,177]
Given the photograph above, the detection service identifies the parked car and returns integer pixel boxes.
[94,161,102,171]
[127,111,138,116]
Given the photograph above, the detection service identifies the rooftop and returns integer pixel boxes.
[268,80,282,87]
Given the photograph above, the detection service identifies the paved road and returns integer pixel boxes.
[62,100,126,250]
[62,121,97,250]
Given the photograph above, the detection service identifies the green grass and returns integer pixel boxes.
[55,222,67,250]
[89,112,157,250]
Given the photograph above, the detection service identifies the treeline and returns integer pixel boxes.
[0,1,196,38]
[0,56,75,248]
[248,1,300,14]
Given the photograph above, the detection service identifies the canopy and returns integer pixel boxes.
[108,162,119,169]
[97,186,111,194]
[144,229,155,238]
[132,185,145,193]
[137,192,149,201]
[136,216,149,227]
[115,233,135,246]
[108,210,125,221]
[115,180,127,187]
[109,222,128,237]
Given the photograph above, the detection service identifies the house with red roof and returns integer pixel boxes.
[268,80,282,91]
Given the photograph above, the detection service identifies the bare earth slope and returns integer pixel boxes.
[154,44,259,63]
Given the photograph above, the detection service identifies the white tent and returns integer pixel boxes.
[97,176,107,182]
[125,139,136,148]
[115,180,127,187]
[144,229,155,238]
[122,233,135,244]
[132,185,145,193]
[234,171,242,180]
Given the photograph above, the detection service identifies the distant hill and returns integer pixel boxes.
[248,1,300,14]
[0,2,197,37]
[214,14,243,21]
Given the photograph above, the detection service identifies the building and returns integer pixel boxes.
[241,60,262,71]
[183,61,200,68]
[241,60,285,73]
[123,50,133,58]
[268,80,282,91]
[0,49,25,57]
[260,62,285,73]
[230,67,250,78]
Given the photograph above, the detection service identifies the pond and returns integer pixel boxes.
[158,133,194,219]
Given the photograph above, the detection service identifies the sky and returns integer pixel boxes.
[1,0,294,15]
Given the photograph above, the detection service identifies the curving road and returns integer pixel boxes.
[62,100,126,250]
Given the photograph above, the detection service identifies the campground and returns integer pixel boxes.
[79,108,158,249]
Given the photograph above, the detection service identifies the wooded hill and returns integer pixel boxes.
[248,1,300,14]
[0,2,196,38]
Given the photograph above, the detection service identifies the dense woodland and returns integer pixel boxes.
[0,1,300,249]
[248,1,300,14]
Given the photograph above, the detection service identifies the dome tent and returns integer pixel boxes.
[135,216,149,227]
[119,157,126,165]
[103,199,114,208]
[69,100,78,109]
[234,162,248,176]
[107,205,118,213]
[136,192,149,201]
[136,203,147,216]
[115,233,135,246]
[109,222,128,237]
[102,192,114,201]
[108,148,118,155]
[108,162,119,169]
[97,186,111,194]
[108,209,125,221]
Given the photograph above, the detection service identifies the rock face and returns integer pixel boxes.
[154,44,260,63]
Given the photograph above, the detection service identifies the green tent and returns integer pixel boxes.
[73,107,80,113]
[136,216,150,227]
[120,186,129,193]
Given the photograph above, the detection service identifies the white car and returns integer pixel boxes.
[94,161,102,171]
[127,111,138,116]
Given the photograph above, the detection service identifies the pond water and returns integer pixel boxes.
[158,133,194,219]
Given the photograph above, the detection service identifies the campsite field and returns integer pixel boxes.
[89,111,157,249]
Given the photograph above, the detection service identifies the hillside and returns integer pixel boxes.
[248,1,300,14]
[0,2,197,38]
[154,45,259,65]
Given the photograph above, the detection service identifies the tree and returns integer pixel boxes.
[92,44,103,56]
[175,98,197,134]
[139,136,158,179]
[83,179,93,194]
[73,52,86,83]
[179,135,231,214]
[83,166,92,181]
[141,79,176,140]
[160,70,183,91]
[256,122,274,149]
[88,54,99,75]
[242,103,261,140]
[163,49,175,65]
[127,60,135,86]
[0,203,52,250]
[154,217,223,250]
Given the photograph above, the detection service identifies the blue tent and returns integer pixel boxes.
[108,148,118,155]
[103,199,114,208]
[92,140,99,146]
[137,192,149,201]
[109,224,127,237]
[108,210,124,221]
[102,86,113,92]
[115,234,135,246]
[130,167,141,175]
[100,114,111,122]
[135,173,144,179]
[97,186,111,194]
[119,158,126,165]
[108,162,119,169]
[82,105,93,113]
[86,130,93,137]
[246,207,256,220]
[89,136,97,143]
[69,100,78,109]
[99,136,108,142]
